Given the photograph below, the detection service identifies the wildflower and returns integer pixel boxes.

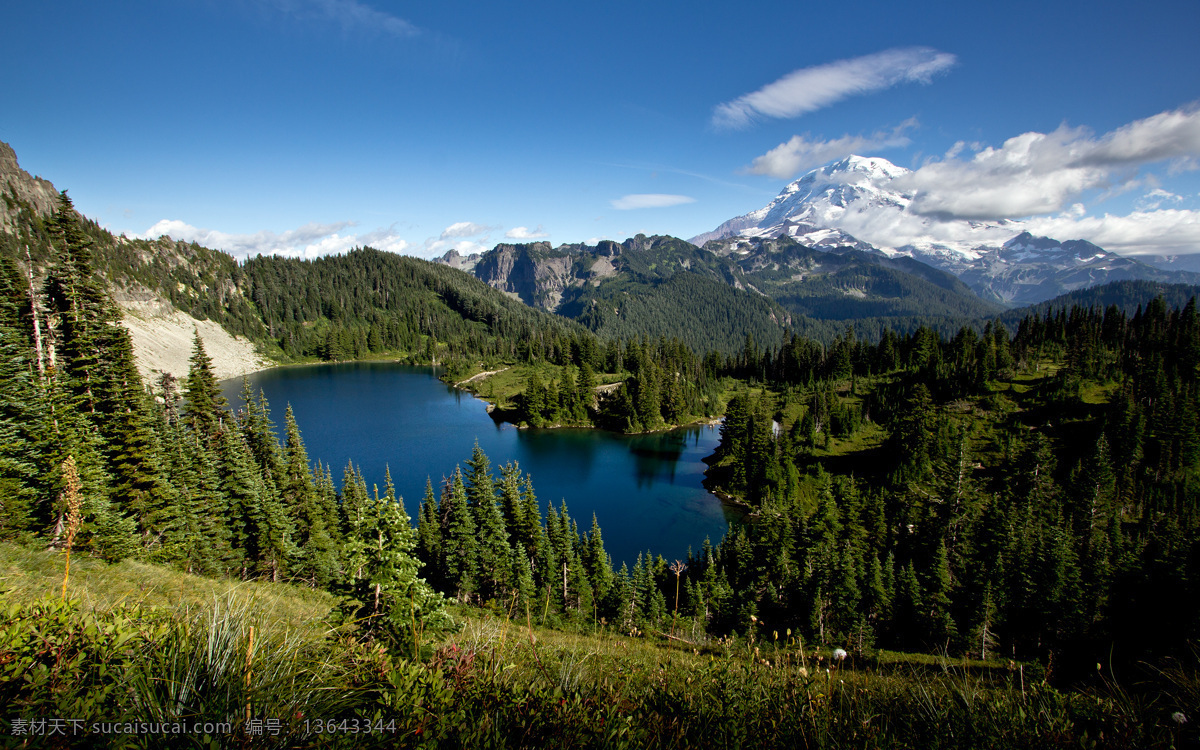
[1172,712,1188,725]
[799,667,809,678]
[832,648,848,661]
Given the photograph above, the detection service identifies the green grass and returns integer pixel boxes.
[0,541,335,631]
[1,542,1191,748]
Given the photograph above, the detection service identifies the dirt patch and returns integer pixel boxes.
[456,367,509,386]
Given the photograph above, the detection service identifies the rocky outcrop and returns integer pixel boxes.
[1,140,273,383]
[472,242,584,311]
[436,248,482,272]
[0,140,61,228]
[450,236,716,312]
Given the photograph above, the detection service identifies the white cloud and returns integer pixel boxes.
[439,221,495,239]
[894,104,1200,220]
[745,119,918,178]
[712,47,956,130]
[1078,104,1200,167]
[410,221,498,258]
[421,237,491,259]
[1135,188,1184,211]
[138,219,409,259]
[264,0,419,38]
[1026,209,1200,256]
[610,194,696,210]
[505,225,550,240]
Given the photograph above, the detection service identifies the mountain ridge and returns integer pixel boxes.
[691,154,1200,304]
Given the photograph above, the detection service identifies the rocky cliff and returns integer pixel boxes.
[1,140,60,229]
[470,241,623,311]
[0,140,271,382]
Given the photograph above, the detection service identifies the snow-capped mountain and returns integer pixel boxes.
[955,232,1192,304]
[693,156,1199,304]
[690,155,1024,260]
[690,156,904,252]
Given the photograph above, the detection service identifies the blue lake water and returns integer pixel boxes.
[222,362,732,567]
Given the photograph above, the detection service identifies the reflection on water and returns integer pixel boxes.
[223,362,730,567]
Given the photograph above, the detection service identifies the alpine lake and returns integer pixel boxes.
[222,362,734,567]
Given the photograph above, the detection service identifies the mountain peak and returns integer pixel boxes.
[0,140,61,230]
[829,154,908,178]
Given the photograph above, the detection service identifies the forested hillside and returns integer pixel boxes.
[702,298,1200,675]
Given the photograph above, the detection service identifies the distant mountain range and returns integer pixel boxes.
[6,136,1197,358]
[437,231,1006,350]
[688,155,1200,305]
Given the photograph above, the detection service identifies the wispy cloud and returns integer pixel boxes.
[138,219,410,258]
[745,118,919,178]
[610,194,696,210]
[712,47,956,130]
[505,225,550,240]
[263,0,420,38]
[1135,188,1185,211]
[440,221,496,239]
[895,103,1200,220]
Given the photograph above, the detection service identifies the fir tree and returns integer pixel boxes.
[439,467,478,600]
[466,443,512,601]
[183,332,228,443]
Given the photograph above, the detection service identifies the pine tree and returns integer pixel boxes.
[415,478,442,584]
[360,473,449,655]
[281,404,338,587]
[183,332,228,443]
[465,443,511,601]
[439,467,478,600]
[0,256,43,537]
[582,513,614,603]
[510,542,536,612]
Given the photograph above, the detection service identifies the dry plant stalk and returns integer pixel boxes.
[60,456,83,601]
[245,625,256,723]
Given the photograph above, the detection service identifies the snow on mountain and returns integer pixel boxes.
[691,154,1027,263]
[692,156,1199,304]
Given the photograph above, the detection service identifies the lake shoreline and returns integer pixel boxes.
[223,361,734,566]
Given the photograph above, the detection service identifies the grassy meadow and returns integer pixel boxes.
[2,541,1194,748]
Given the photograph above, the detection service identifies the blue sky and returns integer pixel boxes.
[2,0,1198,258]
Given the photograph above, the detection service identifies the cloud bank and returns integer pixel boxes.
[713,47,956,130]
[137,219,411,259]
[895,104,1200,220]
[440,221,496,239]
[1027,209,1200,257]
[611,194,696,210]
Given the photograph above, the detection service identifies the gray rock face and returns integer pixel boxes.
[471,242,585,311]
[0,140,61,229]
[436,249,482,272]
[440,239,638,312]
